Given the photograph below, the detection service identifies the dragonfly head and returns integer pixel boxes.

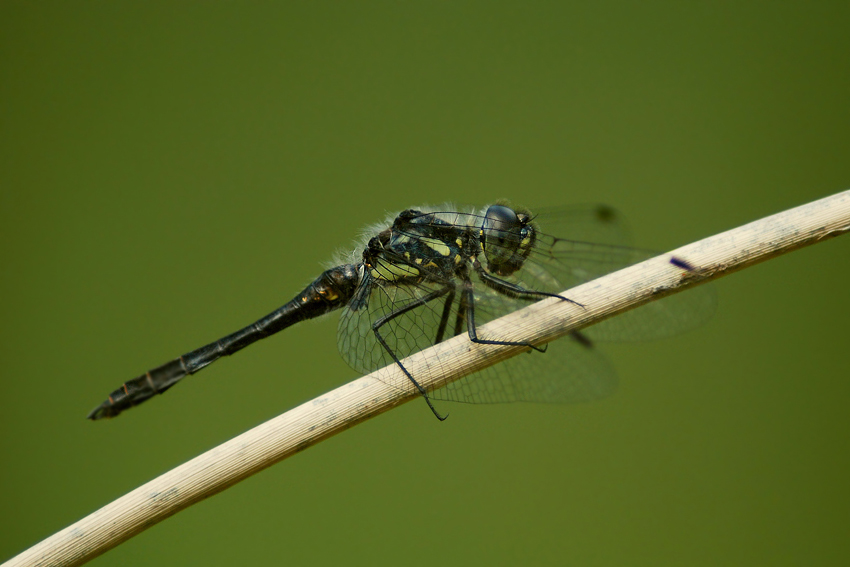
[481,205,535,276]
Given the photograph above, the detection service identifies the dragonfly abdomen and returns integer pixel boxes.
[87,264,361,420]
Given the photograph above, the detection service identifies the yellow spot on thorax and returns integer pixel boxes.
[370,262,420,282]
[418,237,451,257]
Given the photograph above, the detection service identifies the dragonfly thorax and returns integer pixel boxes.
[362,210,476,283]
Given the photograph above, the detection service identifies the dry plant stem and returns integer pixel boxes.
[5,190,850,567]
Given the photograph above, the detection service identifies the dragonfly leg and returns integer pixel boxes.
[452,290,468,337]
[433,288,456,345]
[371,285,453,421]
[474,261,584,307]
[461,273,551,353]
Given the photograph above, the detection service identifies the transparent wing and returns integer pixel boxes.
[338,272,456,377]
[337,268,618,404]
[336,203,715,406]
[498,206,717,342]
[429,334,619,405]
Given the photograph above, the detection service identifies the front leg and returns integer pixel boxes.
[473,258,584,307]
[460,272,548,353]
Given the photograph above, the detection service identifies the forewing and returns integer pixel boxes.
[520,209,717,341]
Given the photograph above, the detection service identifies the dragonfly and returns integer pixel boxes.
[87,202,714,421]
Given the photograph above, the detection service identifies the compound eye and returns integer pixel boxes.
[482,205,522,267]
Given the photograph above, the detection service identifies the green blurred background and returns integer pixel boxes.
[2,2,849,565]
